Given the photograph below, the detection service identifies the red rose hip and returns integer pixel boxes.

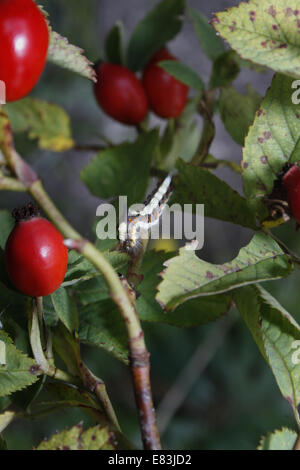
[5,204,68,297]
[282,164,300,224]
[94,62,148,125]
[0,0,49,102]
[142,48,189,119]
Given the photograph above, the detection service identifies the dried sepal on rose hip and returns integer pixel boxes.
[4,203,68,297]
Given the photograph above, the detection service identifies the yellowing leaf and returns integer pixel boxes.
[36,423,116,450]
[5,98,74,152]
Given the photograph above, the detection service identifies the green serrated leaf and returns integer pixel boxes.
[138,251,231,326]
[209,50,240,89]
[5,98,74,152]
[158,60,204,90]
[51,287,78,333]
[63,249,128,287]
[105,21,125,65]
[78,300,129,364]
[126,0,185,71]
[48,31,96,82]
[156,232,293,311]
[212,0,300,79]
[219,86,262,146]
[189,8,226,61]
[33,382,106,425]
[36,423,116,450]
[258,427,297,450]
[52,324,80,377]
[234,285,300,427]
[242,74,300,219]
[38,382,99,411]
[75,277,109,306]
[171,159,258,229]
[12,375,46,412]
[0,331,40,398]
[80,130,158,207]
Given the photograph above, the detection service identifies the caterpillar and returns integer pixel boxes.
[118,174,174,255]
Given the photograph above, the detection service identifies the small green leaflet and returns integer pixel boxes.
[212,0,300,79]
[33,383,105,424]
[81,130,158,207]
[233,285,300,427]
[51,287,79,333]
[78,300,129,364]
[158,61,204,90]
[105,21,125,65]
[0,331,40,398]
[242,74,300,219]
[156,232,293,311]
[63,249,128,287]
[219,86,261,146]
[171,159,257,229]
[126,0,185,71]
[209,51,240,89]
[189,8,226,61]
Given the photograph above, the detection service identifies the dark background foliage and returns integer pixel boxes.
[2,0,299,450]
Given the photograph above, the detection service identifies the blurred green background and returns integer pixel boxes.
[1,0,300,450]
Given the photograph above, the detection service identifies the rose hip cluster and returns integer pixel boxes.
[93,48,189,125]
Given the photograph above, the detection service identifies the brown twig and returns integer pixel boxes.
[65,239,161,450]
[130,333,161,449]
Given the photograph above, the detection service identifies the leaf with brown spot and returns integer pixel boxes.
[0,331,40,398]
[36,424,117,450]
[234,285,300,427]
[212,0,300,78]
[156,232,293,311]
